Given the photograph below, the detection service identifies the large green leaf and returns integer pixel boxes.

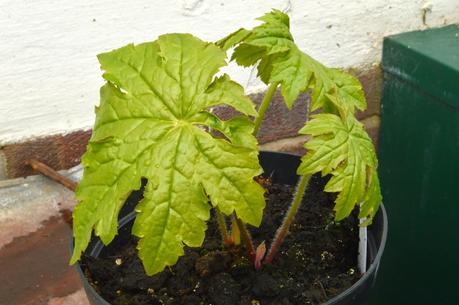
[297,113,381,223]
[217,9,366,113]
[71,34,265,275]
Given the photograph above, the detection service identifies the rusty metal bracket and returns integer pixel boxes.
[26,159,77,192]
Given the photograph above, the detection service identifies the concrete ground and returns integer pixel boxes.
[0,166,89,305]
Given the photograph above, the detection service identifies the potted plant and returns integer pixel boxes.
[71,9,387,305]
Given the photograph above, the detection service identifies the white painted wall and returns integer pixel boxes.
[1,0,458,144]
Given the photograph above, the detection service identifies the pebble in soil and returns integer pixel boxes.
[81,174,360,305]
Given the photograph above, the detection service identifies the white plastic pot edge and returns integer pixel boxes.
[358,221,367,274]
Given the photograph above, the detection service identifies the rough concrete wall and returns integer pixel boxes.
[1,0,458,145]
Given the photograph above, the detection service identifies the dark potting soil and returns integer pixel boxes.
[81,175,360,305]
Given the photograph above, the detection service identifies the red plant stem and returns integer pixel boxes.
[26,159,77,192]
[215,208,232,246]
[230,213,241,245]
[254,241,266,270]
[234,213,256,260]
[265,174,310,264]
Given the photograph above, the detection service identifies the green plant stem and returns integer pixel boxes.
[237,81,278,262]
[253,82,279,136]
[215,208,231,246]
[265,175,311,264]
[234,213,256,260]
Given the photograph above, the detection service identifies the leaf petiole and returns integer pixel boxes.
[230,214,241,245]
[215,208,232,246]
[234,213,256,260]
[233,81,280,263]
[253,82,279,135]
[265,174,311,264]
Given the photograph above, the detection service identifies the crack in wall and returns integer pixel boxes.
[422,1,433,26]
[182,0,208,17]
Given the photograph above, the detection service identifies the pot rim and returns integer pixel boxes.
[323,204,388,304]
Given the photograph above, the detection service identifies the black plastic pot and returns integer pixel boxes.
[75,151,388,305]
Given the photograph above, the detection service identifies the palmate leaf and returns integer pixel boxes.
[217,9,366,113]
[297,113,381,223]
[70,33,265,275]
[218,10,381,223]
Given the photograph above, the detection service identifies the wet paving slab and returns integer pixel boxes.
[0,168,89,305]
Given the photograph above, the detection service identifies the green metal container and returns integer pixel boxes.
[373,25,459,304]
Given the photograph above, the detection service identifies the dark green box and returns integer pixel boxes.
[373,25,459,304]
